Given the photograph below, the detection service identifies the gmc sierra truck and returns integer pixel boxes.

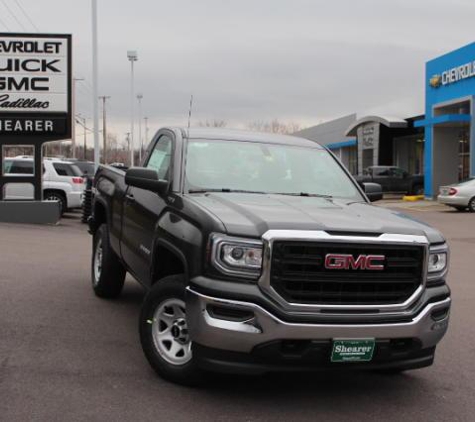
[88,127,451,385]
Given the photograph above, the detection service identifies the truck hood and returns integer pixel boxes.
[188,193,445,244]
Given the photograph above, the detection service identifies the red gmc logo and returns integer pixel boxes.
[324,254,385,270]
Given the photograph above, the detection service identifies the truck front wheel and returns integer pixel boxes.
[139,275,203,386]
[91,223,126,298]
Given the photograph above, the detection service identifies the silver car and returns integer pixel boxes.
[438,178,475,212]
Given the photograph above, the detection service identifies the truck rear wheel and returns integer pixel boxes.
[139,274,203,386]
[91,223,126,298]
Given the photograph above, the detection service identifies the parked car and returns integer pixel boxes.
[68,160,95,179]
[88,127,450,385]
[438,178,475,212]
[355,166,424,195]
[3,157,85,214]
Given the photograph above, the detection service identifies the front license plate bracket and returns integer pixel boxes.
[331,339,375,362]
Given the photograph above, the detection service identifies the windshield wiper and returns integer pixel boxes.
[188,188,267,194]
[273,192,333,198]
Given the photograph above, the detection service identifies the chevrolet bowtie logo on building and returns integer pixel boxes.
[429,74,442,88]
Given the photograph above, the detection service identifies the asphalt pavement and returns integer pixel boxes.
[0,207,474,421]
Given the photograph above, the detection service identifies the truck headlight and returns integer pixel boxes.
[428,252,447,273]
[427,244,449,286]
[210,234,263,279]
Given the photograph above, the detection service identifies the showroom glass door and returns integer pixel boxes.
[458,128,470,181]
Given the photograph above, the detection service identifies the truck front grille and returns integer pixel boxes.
[270,241,424,305]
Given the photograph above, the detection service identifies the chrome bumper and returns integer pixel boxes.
[186,288,451,353]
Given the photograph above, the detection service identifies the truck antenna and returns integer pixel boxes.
[187,94,193,138]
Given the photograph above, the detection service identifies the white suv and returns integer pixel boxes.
[3,157,85,214]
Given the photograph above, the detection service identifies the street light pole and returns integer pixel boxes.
[75,115,88,159]
[144,116,149,153]
[99,95,111,164]
[91,0,100,170]
[125,132,131,162]
[137,93,143,164]
[127,50,138,167]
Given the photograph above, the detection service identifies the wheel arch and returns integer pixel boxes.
[43,189,67,206]
[151,238,189,285]
[89,198,108,234]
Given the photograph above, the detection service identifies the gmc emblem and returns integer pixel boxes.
[324,254,385,270]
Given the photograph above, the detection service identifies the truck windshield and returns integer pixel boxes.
[185,139,363,200]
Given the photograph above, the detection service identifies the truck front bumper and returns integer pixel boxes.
[186,287,451,374]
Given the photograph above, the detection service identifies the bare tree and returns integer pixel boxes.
[247,119,301,135]
[198,119,227,128]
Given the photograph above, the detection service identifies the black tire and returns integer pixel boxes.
[91,223,126,298]
[468,197,475,213]
[44,191,67,215]
[139,274,203,386]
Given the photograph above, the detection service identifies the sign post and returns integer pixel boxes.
[0,33,72,223]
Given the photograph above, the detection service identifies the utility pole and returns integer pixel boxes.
[99,95,111,164]
[83,117,87,159]
[127,50,138,167]
[72,77,84,158]
[137,93,143,164]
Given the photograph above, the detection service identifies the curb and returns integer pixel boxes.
[402,195,425,202]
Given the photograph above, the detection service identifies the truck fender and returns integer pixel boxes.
[150,211,203,284]
[150,238,189,283]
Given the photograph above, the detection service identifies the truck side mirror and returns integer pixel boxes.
[125,167,169,195]
[363,182,383,202]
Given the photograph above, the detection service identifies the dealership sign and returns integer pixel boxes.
[0,33,71,140]
[429,60,475,88]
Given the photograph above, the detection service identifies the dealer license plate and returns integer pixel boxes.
[331,339,375,362]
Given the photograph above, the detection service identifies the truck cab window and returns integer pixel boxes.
[373,167,389,176]
[390,167,406,178]
[146,136,172,180]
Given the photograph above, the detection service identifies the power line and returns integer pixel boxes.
[1,0,27,31]
[83,80,94,93]
[0,14,11,31]
[13,0,39,31]
[75,117,102,133]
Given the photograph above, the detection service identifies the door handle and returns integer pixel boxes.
[125,193,135,203]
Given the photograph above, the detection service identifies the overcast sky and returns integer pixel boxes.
[2,0,475,145]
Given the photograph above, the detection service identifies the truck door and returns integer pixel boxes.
[388,167,408,192]
[120,134,173,284]
[370,167,391,192]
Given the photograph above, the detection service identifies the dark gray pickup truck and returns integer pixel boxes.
[355,166,424,195]
[89,127,450,385]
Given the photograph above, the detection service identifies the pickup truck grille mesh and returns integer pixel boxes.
[270,241,424,305]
